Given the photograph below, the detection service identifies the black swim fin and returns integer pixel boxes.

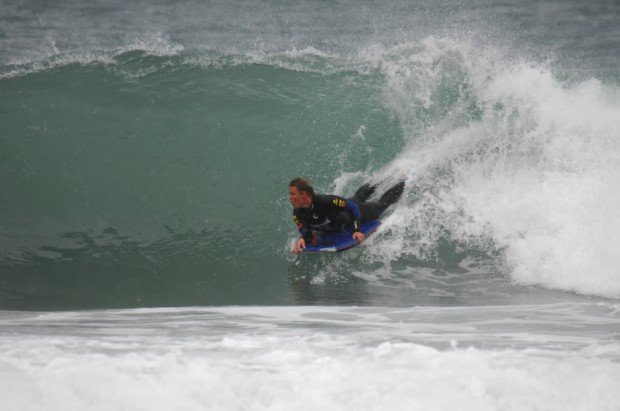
[352,183,378,202]
[379,181,405,207]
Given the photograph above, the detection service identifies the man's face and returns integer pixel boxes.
[289,186,310,208]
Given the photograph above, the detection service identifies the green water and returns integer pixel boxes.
[1,54,410,308]
[1,0,619,309]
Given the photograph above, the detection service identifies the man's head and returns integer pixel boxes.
[288,177,314,208]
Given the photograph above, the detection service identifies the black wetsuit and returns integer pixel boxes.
[293,181,405,243]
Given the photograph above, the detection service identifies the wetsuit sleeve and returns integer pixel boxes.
[343,199,362,232]
[322,195,362,232]
[293,212,313,242]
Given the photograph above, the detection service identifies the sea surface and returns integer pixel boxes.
[1,0,619,409]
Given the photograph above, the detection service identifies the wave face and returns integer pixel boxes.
[1,0,619,309]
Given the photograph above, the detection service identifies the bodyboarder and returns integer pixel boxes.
[288,177,405,253]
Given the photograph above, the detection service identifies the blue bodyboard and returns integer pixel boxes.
[302,220,382,253]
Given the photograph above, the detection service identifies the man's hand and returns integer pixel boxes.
[352,232,365,243]
[293,237,306,253]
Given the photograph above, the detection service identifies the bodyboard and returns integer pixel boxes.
[302,220,382,253]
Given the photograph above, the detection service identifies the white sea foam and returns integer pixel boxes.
[3,339,619,411]
[117,33,185,57]
[366,39,620,298]
[1,305,619,411]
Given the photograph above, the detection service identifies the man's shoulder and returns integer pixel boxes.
[315,194,348,208]
[314,193,345,202]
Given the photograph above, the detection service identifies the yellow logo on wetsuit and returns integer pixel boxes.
[332,199,346,207]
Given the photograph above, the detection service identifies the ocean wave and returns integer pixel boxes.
[364,38,620,298]
[2,35,619,304]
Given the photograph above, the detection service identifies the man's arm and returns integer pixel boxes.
[322,195,362,232]
[293,214,313,241]
[319,195,364,242]
[292,213,313,253]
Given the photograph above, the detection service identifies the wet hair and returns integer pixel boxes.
[289,177,315,196]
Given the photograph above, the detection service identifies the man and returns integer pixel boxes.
[289,177,405,253]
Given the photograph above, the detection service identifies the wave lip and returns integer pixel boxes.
[368,39,620,299]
